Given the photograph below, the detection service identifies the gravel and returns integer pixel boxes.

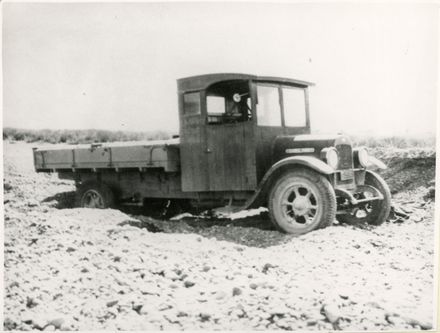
[3,141,436,330]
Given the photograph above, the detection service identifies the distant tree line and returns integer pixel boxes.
[2,127,435,149]
[351,135,435,149]
[3,127,173,144]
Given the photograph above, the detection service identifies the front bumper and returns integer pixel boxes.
[335,185,384,205]
[332,168,384,211]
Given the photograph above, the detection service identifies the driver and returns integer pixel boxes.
[225,93,252,121]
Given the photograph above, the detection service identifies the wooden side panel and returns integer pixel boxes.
[180,115,208,191]
[40,150,73,169]
[75,147,110,168]
[35,143,179,172]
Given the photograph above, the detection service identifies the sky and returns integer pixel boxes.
[2,2,438,136]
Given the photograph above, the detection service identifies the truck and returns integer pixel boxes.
[33,73,391,235]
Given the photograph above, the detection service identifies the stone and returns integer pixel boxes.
[26,297,38,309]
[321,304,341,324]
[215,291,227,300]
[9,281,20,288]
[43,324,56,331]
[4,182,13,191]
[32,316,48,330]
[47,317,65,329]
[132,304,143,314]
[27,199,39,207]
[262,263,276,273]
[232,287,242,296]
[4,317,17,330]
[106,300,118,307]
[184,280,195,288]
[199,312,211,322]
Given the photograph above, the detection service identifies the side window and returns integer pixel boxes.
[283,87,306,127]
[256,85,281,126]
[205,80,253,125]
[183,92,201,115]
[207,96,226,117]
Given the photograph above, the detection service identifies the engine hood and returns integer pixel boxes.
[272,134,353,167]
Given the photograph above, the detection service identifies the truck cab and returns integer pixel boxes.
[178,73,312,192]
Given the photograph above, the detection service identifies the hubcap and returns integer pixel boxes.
[281,184,319,226]
[81,190,105,208]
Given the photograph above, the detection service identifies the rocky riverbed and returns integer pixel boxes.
[3,141,437,330]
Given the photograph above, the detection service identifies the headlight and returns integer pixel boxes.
[321,147,339,169]
[356,147,370,167]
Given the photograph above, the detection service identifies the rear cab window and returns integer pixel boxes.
[183,92,201,115]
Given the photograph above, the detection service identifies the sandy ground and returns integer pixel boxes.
[3,141,437,330]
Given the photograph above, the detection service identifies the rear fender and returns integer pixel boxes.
[243,156,335,209]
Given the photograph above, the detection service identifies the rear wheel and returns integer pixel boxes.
[268,168,336,235]
[75,181,115,208]
[337,171,391,225]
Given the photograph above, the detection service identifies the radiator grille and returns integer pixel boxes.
[336,144,353,170]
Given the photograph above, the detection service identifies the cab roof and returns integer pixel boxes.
[177,73,314,92]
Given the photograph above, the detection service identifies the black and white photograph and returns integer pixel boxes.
[2,1,439,331]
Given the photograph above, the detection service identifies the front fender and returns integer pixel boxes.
[367,156,387,170]
[269,156,335,176]
[258,156,334,190]
[242,156,335,209]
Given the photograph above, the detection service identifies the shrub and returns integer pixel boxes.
[2,127,172,144]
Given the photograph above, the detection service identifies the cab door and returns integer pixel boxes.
[180,83,257,193]
[205,93,256,191]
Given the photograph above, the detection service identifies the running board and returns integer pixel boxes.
[212,205,243,215]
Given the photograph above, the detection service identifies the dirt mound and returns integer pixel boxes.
[371,147,436,194]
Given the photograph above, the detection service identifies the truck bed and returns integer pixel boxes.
[33,138,180,172]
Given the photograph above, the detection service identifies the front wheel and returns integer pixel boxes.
[75,181,115,209]
[268,168,336,235]
[337,171,391,225]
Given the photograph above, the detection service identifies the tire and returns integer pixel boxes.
[337,170,391,225]
[268,168,336,235]
[75,181,115,209]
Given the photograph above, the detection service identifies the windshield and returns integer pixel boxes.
[256,84,307,127]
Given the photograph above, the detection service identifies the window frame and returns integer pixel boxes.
[204,80,254,126]
[254,82,309,128]
[255,83,283,127]
[280,85,308,128]
[182,91,202,116]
